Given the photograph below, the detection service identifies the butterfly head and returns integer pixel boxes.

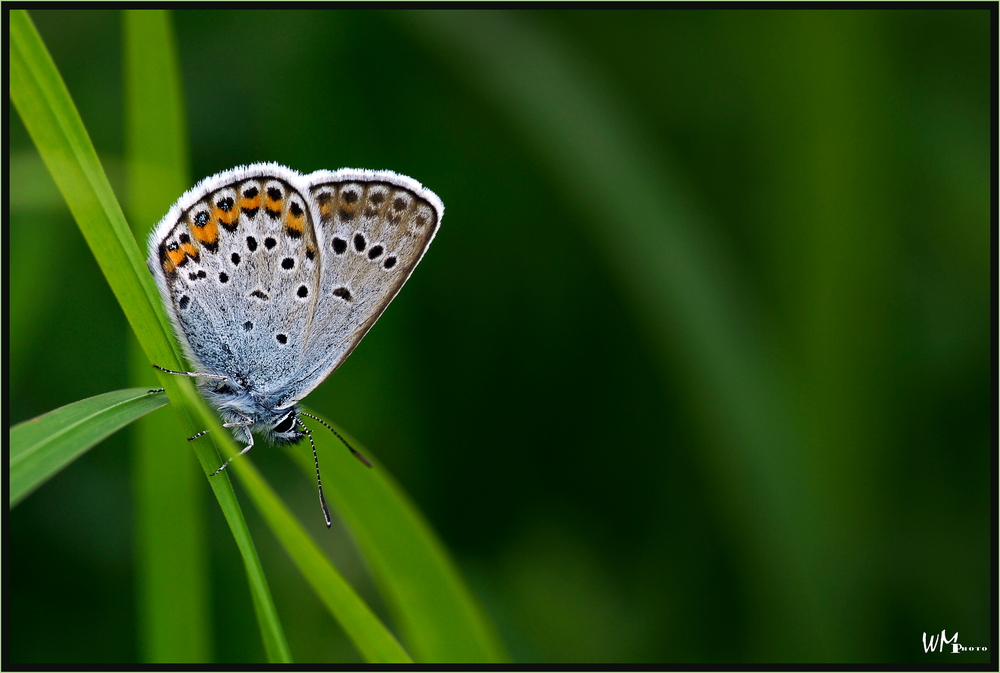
[264,408,305,445]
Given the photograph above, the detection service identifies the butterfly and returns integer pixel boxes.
[148,163,442,525]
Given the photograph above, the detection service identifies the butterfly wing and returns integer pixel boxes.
[148,163,323,398]
[274,169,443,408]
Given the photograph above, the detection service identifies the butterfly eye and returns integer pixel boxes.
[274,415,295,434]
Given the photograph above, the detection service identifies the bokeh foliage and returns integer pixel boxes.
[9,9,991,663]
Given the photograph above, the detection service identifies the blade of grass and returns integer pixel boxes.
[407,8,819,650]
[10,10,291,663]
[224,441,413,663]
[10,388,168,508]
[10,10,172,359]
[118,8,410,661]
[123,9,211,664]
[130,396,213,662]
[14,12,417,662]
[8,152,79,379]
[285,410,508,663]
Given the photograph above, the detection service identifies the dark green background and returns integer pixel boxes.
[9,9,992,664]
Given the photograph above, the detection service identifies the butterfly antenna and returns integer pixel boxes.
[295,417,333,528]
[298,411,373,468]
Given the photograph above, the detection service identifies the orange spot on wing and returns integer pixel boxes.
[181,241,199,260]
[240,193,261,210]
[215,206,238,227]
[191,219,218,245]
[167,247,187,267]
[285,211,305,235]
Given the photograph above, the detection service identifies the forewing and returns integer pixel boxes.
[148,165,321,396]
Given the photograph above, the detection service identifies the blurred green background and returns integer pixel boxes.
[9,9,991,664]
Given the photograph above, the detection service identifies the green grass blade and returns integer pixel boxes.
[9,388,168,508]
[124,10,189,207]
[9,9,173,365]
[285,410,508,663]
[130,394,212,662]
[410,8,819,650]
[13,10,460,663]
[117,9,410,662]
[224,443,414,663]
[123,9,211,664]
[10,10,292,663]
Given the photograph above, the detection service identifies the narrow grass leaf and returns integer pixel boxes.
[408,8,822,652]
[225,444,413,663]
[10,388,168,507]
[9,9,174,366]
[11,11,291,662]
[14,10,452,663]
[123,9,212,664]
[285,410,508,663]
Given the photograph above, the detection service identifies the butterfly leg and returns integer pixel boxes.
[210,415,255,476]
[152,364,227,381]
[146,365,226,396]
[150,364,227,394]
